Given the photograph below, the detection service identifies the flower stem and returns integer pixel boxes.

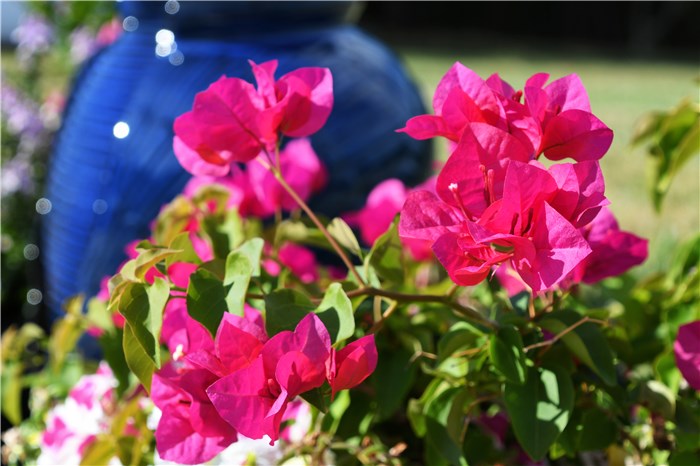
[346,287,498,330]
[258,157,366,286]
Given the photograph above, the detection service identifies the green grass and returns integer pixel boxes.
[396,47,699,274]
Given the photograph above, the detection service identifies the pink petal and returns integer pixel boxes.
[215,314,265,372]
[674,321,700,391]
[156,408,235,464]
[262,313,331,376]
[278,243,320,284]
[572,207,647,284]
[167,262,198,290]
[399,190,462,242]
[436,132,490,218]
[277,67,333,137]
[433,62,504,126]
[398,114,453,140]
[432,231,508,286]
[544,74,592,114]
[514,202,592,292]
[275,351,325,397]
[249,59,279,106]
[356,179,407,244]
[328,335,378,398]
[541,109,613,162]
[486,73,517,99]
[207,358,285,441]
[173,134,230,177]
[549,161,609,228]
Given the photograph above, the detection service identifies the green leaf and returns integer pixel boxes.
[235,238,264,277]
[123,322,156,393]
[372,347,417,421]
[489,325,527,385]
[99,328,130,397]
[321,389,351,435]
[301,386,329,414]
[223,238,263,316]
[133,247,180,280]
[424,387,469,466]
[328,217,363,258]
[315,283,355,345]
[264,289,315,336]
[540,310,616,386]
[366,220,404,283]
[577,408,617,451]
[505,365,574,460]
[187,267,228,336]
[49,295,86,373]
[638,380,675,419]
[86,297,114,332]
[80,435,116,466]
[223,253,251,317]
[437,321,484,362]
[655,351,681,394]
[1,361,22,425]
[165,231,200,267]
[120,279,169,367]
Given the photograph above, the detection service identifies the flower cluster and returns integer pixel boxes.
[152,299,377,463]
[173,59,333,172]
[37,364,120,465]
[399,63,647,292]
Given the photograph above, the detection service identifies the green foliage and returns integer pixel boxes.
[489,325,527,385]
[632,93,700,210]
[505,365,574,460]
[187,267,228,336]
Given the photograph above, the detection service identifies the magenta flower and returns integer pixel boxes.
[674,321,700,391]
[327,335,378,398]
[246,138,327,215]
[398,62,612,164]
[152,365,238,464]
[568,207,648,284]
[400,141,607,292]
[174,60,333,174]
[343,177,434,260]
[524,73,613,161]
[207,313,330,443]
[264,242,321,284]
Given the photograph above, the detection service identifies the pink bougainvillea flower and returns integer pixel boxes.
[207,313,330,443]
[569,207,648,284]
[343,177,435,261]
[401,150,598,292]
[674,321,700,391]
[160,298,215,362]
[326,335,378,398]
[524,73,613,161]
[263,242,320,284]
[174,60,332,175]
[399,62,612,164]
[399,62,507,142]
[152,364,238,464]
[38,363,119,466]
[246,138,327,215]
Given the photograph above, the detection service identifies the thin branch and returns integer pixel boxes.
[524,316,605,353]
[369,300,398,333]
[258,157,366,286]
[346,287,498,330]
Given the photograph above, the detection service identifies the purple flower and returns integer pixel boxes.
[11,14,54,62]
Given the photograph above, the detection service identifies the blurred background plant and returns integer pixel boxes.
[1,1,118,332]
